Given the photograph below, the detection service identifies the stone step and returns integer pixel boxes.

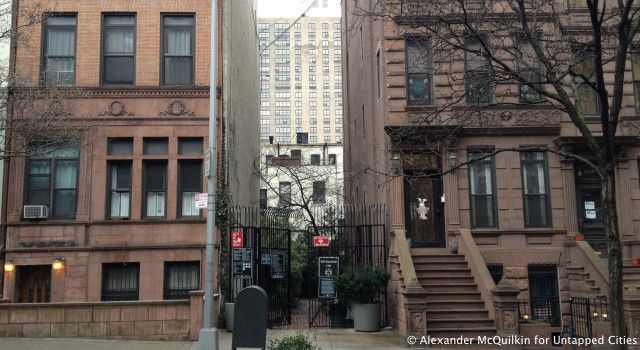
[411,254,466,264]
[426,291,483,301]
[422,283,480,292]
[415,267,472,278]
[427,318,495,329]
[427,300,486,309]
[418,276,476,284]
[427,326,497,339]
[426,309,489,319]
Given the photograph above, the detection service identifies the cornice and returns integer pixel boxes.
[10,86,211,99]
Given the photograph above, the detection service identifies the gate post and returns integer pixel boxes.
[491,279,521,350]
[623,285,640,338]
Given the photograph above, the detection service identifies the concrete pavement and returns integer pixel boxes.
[0,328,407,350]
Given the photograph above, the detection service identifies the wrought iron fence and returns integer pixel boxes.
[518,297,561,326]
[570,297,610,338]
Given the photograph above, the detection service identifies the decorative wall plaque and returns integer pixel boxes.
[159,100,196,117]
[98,100,134,117]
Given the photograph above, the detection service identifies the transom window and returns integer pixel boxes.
[102,14,136,85]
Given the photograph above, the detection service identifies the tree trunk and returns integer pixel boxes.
[602,169,626,350]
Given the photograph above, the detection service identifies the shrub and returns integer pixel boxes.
[333,265,390,304]
[268,331,321,350]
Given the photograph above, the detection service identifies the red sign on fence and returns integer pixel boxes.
[313,236,330,247]
[232,231,244,248]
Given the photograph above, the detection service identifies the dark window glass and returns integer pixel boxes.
[487,264,503,285]
[108,162,132,218]
[42,14,77,85]
[265,155,273,166]
[143,162,167,218]
[518,39,544,103]
[465,36,492,105]
[406,38,432,106]
[260,189,268,209]
[279,182,291,207]
[528,265,561,326]
[312,181,326,203]
[521,152,551,227]
[25,146,79,219]
[143,138,168,155]
[310,154,320,165]
[178,138,203,155]
[291,149,301,159]
[102,14,135,84]
[468,151,497,228]
[107,138,133,155]
[163,262,199,300]
[179,161,202,217]
[101,263,139,301]
[328,154,337,165]
[161,15,195,85]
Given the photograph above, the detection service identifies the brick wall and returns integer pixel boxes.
[0,296,202,340]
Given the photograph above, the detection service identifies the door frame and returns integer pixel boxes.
[403,169,446,248]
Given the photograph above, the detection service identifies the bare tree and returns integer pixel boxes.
[346,0,640,343]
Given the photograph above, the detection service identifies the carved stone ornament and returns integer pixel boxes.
[502,310,517,332]
[416,197,430,220]
[410,312,425,333]
[459,109,561,128]
[98,100,134,117]
[159,100,196,117]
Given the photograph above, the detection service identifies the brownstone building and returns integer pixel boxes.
[344,0,640,341]
[0,0,258,339]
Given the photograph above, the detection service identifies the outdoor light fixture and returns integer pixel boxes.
[391,153,401,172]
[4,259,14,272]
[449,152,458,169]
[603,313,608,319]
[523,314,529,321]
[52,257,64,270]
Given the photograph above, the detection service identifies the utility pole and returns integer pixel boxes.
[198,0,219,348]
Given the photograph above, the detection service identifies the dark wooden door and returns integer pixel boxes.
[404,170,445,248]
[17,265,51,303]
[575,166,607,256]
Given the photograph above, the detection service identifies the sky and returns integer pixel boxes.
[257,0,341,18]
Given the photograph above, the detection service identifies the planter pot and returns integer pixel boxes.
[352,303,380,332]
[225,303,234,332]
[632,258,640,266]
[574,234,585,241]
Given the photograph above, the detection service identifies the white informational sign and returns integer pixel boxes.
[584,201,595,210]
[195,193,208,209]
[586,210,597,219]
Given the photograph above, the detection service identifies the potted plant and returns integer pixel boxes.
[631,258,640,266]
[572,232,585,241]
[333,265,390,332]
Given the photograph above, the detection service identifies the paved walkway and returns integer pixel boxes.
[0,329,406,350]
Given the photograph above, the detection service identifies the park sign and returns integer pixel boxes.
[318,256,339,298]
[313,235,330,247]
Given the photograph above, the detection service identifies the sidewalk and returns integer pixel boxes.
[0,328,406,350]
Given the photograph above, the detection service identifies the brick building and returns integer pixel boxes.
[0,0,258,339]
[344,0,640,341]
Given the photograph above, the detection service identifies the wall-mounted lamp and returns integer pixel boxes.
[52,257,65,271]
[449,152,458,169]
[391,153,401,173]
[522,314,529,321]
[4,259,14,272]
[602,313,608,319]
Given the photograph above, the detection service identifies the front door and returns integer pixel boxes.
[404,170,445,247]
[16,265,51,303]
[575,166,607,255]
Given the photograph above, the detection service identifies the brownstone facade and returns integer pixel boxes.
[0,0,258,339]
[344,0,640,340]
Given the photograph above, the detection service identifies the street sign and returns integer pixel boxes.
[231,248,252,279]
[313,235,330,247]
[195,193,208,209]
[204,148,211,178]
[318,256,339,298]
[231,231,244,248]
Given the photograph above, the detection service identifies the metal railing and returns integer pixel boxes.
[518,297,561,326]
[570,297,610,338]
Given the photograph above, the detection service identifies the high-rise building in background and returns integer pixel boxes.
[258,16,343,144]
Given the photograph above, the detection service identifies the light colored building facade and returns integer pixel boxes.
[260,143,343,228]
[0,0,258,340]
[258,16,344,144]
[344,0,640,341]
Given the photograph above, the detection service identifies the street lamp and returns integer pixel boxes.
[391,153,401,173]
[449,152,458,169]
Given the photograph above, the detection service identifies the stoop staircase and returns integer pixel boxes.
[412,250,497,339]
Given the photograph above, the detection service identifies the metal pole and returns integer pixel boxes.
[198,0,219,348]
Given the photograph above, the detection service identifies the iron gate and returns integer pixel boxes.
[306,224,388,327]
[570,297,610,338]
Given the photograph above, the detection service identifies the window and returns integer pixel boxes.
[633,49,640,113]
[260,189,268,209]
[312,181,326,203]
[143,138,168,155]
[179,137,203,155]
[310,154,321,165]
[328,154,337,165]
[468,151,497,228]
[465,36,492,105]
[108,162,132,218]
[102,14,135,85]
[528,265,561,326]
[101,263,139,301]
[520,152,551,227]
[279,182,291,207]
[42,14,77,85]
[517,38,544,103]
[574,50,599,115]
[161,15,194,85]
[265,155,273,166]
[107,138,133,155]
[143,162,167,218]
[163,262,199,300]
[487,264,503,285]
[25,146,79,219]
[179,161,202,217]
